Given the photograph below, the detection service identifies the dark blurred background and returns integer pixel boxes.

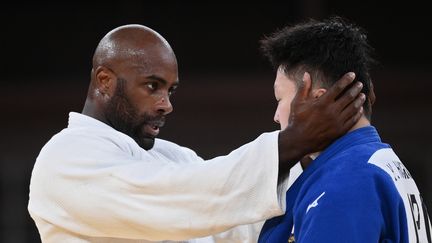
[1,2,431,242]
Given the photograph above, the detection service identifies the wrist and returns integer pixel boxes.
[278,128,308,176]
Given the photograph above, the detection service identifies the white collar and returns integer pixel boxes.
[68,112,114,131]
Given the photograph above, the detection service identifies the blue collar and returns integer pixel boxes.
[305,125,381,174]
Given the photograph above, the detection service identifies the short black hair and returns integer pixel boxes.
[260,16,376,120]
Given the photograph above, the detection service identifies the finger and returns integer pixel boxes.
[339,93,365,125]
[335,82,363,112]
[294,72,312,101]
[321,72,356,101]
[343,106,364,130]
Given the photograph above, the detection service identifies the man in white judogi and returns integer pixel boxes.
[28,24,365,242]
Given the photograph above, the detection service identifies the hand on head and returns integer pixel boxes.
[278,71,365,172]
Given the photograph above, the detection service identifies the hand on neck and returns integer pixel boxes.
[349,115,370,132]
[300,115,370,170]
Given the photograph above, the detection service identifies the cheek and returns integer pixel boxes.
[138,98,157,114]
[278,101,291,129]
[130,91,157,113]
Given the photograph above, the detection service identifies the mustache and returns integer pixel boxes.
[142,115,166,128]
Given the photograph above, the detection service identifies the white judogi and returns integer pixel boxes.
[28,112,293,242]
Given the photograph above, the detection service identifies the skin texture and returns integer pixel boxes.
[82,25,178,150]
[276,71,365,176]
[274,68,370,132]
[273,67,298,130]
[81,24,365,178]
[274,68,370,168]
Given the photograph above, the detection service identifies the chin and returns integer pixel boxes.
[137,137,155,150]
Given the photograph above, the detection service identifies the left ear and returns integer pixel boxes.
[312,88,327,98]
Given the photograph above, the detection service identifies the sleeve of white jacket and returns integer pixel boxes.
[28,130,286,241]
[193,163,302,243]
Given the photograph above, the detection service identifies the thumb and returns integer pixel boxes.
[295,72,312,101]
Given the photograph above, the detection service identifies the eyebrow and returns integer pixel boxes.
[146,75,179,86]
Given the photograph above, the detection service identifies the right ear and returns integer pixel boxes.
[94,66,116,98]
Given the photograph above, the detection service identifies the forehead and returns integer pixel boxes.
[274,68,296,90]
[123,51,179,84]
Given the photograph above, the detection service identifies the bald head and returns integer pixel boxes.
[83,24,179,150]
[92,24,174,73]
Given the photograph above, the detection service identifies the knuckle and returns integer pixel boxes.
[337,82,346,91]
[348,90,356,99]
[355,99,362,108]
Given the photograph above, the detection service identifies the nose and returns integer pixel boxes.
[156,95,173,115]
[273,111,280,124]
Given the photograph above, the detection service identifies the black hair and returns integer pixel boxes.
[260,16,376,120]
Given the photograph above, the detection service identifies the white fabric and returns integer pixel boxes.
[28,112,289,242]
[286,162,303,189]
[368,148,432,242]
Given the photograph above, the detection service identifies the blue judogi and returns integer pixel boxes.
[259,126,432,243]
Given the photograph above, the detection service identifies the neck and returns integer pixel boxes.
[349,115,370,132]
[82,98,106,124]
[301,115,370,169]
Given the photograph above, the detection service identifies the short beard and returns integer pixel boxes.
[105,78,156,150]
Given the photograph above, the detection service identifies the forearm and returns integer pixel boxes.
[29,132,285,241]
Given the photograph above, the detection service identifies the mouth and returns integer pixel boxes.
[142,119,165,137]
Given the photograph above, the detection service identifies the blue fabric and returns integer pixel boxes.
[259,126,409,243]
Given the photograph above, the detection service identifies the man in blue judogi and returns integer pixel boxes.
[258,17,432,242]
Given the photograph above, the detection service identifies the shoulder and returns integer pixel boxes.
[339,147,415,199]
[152,139,203,163]
[36,124,140,168]
[47,126,129,149]
[336,147,402,196]
[300,147,403,212]
[323,143,398,185]
[294,147,413,242]
[366,148,413,183]
[295,148,407,231]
